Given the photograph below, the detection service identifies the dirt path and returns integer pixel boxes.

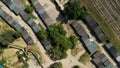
[59,49,95,68]
[27,53,42,68]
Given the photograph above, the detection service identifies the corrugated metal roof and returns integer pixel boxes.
[83,39,97,54]
[20,12,40,33]
[92,52,115,68]
[71,22,88,39]
[85,15,107,42]
[93,51,101,58]
[0,8,34,45]
[31,0,53,27]
[41,40,52,51]
[2,0,25,14]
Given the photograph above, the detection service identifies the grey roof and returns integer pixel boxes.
[92,51,115,68]
[83,39,97,54]
[30,0,53,27]
[104,60,114,68]
[85,15,107,42]
[0,8,34,45]
[105,43,120,57]
[100,55,107,63]
[2,0,25,15]
[105,43,113,49]
[104,60,111,66]
[105,43,120,64]
[71,22,88,40]
[71,22,97,54]
[41,40,52,51]
[92,51,101,58]
[20,12,41,33]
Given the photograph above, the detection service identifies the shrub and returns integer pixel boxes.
[72,65,80,68]
[49,62,62,68]
[69,35,79,49]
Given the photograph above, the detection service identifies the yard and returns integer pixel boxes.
[0,48,25,68]
[0,18,28,68]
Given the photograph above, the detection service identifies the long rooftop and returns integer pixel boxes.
[0,8,34,45]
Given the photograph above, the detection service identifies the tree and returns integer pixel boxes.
[72,65,80,68]
[12,31,21,39]
[0,30,20,48]
[48,24,67,39]
[49,62,63,68]
[25,5,37,19]
[25,5,33,14]
[37,30,48,40]
[69,35,79,49]
[64,0,88,19]
[48,24,72,59]
[37,24,48,40]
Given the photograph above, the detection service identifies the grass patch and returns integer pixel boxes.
[50,0,56,4]
[0,18,13,34]
[29,45,44,63]
[79,52,90,64]
[81,0,120,51]
[71,47,83,56]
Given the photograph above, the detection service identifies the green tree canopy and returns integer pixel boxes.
[69,35,79,49]
[64,0,88,19]
[37,29,48,40]
[72,65,80,68]
[25,5,33,14]
[37,24,48,40]
[25,5,37,19]
[50,62,63,68]
[48,24,72,59]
